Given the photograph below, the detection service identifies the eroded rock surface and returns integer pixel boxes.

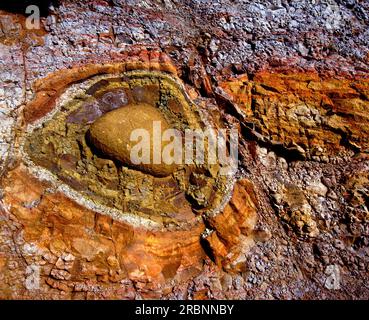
[0,0,368,300]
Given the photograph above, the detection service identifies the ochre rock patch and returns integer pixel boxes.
[0,164,206,296]
[219,72,369,160]
[0,164,260,297]
[203,179,258,269]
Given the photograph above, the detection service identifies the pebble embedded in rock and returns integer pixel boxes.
[89,103,177,177]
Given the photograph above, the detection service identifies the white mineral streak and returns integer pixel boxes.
[0,43,24,175]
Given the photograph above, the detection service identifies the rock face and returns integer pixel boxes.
[0,53,254,299]
[89,103,176,177]
[0,164,207,298]
[219,73,369,160]
[203,179,259,269]
[0,0,369,300]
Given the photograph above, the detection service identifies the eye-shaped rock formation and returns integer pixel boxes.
[22,65,236,224]
[0,50,259,296]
